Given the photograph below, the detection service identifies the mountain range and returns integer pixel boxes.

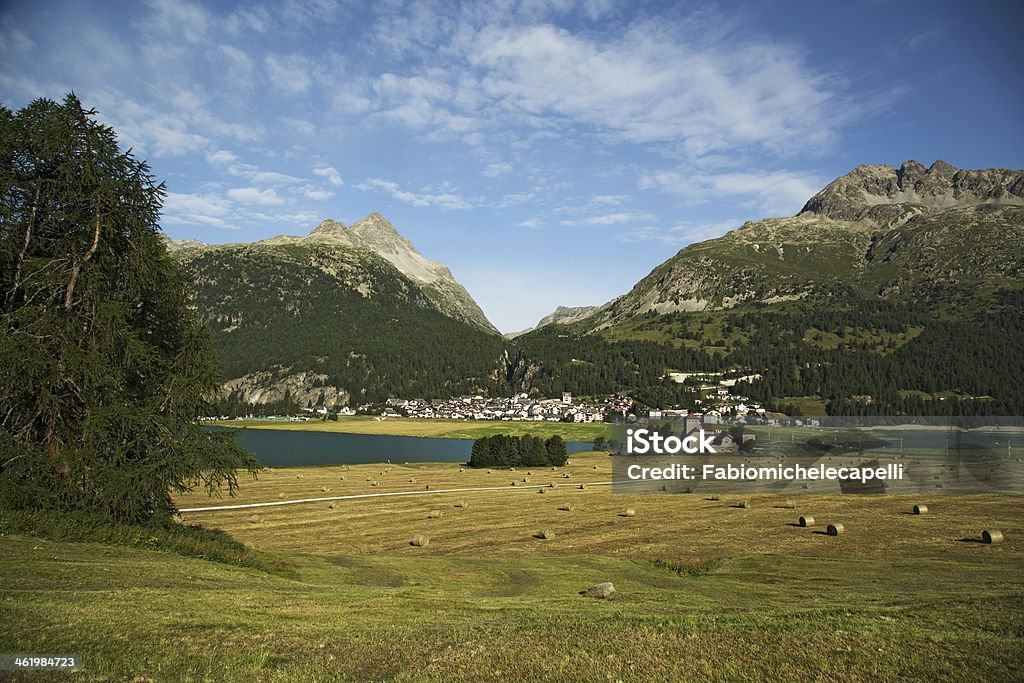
[168,160,1024,416]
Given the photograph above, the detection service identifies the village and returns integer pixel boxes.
[371,392,626,423]
[280,369,810,433]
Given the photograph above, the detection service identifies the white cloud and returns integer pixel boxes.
[162,191,235,228]
[226,6,271,35]
[498,192,534,208]
[314,166,344,186]
[469,22,843,155]
[282,117,316,136]
[226,187,286,205]
[617,219,743,245]
[140,0,210,44]
[302,187,335,200]
[356,177,471,211]
[210,155,304,186]
[89,90,210,156]
[206,149,239,165]
[483,162,513,177]
[639,168,825,216]
[265,54,314,95]
[517,218,541,229]
[217,45,256,93]
[561,211,655,226]
[591,194,631,205]
[353,13,847,161]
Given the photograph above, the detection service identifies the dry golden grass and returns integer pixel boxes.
[177,451,1024,563]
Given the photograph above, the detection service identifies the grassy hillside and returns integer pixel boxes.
[3,450,1022,680]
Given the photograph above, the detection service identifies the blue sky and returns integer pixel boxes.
[1,0,1022,332]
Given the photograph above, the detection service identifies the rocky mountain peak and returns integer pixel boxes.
[799,160,1024,222]
[161,234,208,252]
[310,218,348,235]
[347,212,410,251]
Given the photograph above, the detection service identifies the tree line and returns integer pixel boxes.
[469,434,568,468]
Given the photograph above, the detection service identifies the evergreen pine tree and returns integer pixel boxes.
[0,95,259,523]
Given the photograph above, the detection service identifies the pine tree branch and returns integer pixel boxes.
[63,205,102,312]
[5,180,41,313]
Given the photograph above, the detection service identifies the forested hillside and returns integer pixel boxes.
[177,242,506,413]
[510,287,1024,416]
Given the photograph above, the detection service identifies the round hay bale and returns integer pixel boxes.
[982,530,1004,544]
[827,523,844,536]
[538,488,547,494]
[371,481,380,487]
[913,504,928,515]
[427,509,443,519]
[528,471,533,475]
[621,508,636,517]
[487,469,493,474]
[538,528,555,540]
[559,503,575,511]
[593,465,599,469]
[799,516,815,527]
[295,474,303,479]
[459,468,464,473]
[409,478,417,483]
[549,482,556,488]
[563,473,571,478]
[410,535,429,548]
[709,495,720,501]
[578,483,586,490]
[522,477,530,483]
[738,500,750,509]
[327,502,336,509]
[321,486,330,492]
[248,514,263,524]
[277,493,286,499]
[781,499,796,509]
[340,475,346,480]
[454,501,468,509]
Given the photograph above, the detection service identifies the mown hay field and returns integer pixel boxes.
[2,450,1022,681]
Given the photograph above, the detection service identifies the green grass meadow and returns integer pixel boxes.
[2,451,1023,681]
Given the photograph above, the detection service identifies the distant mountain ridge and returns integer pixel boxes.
[505,305,603,338]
